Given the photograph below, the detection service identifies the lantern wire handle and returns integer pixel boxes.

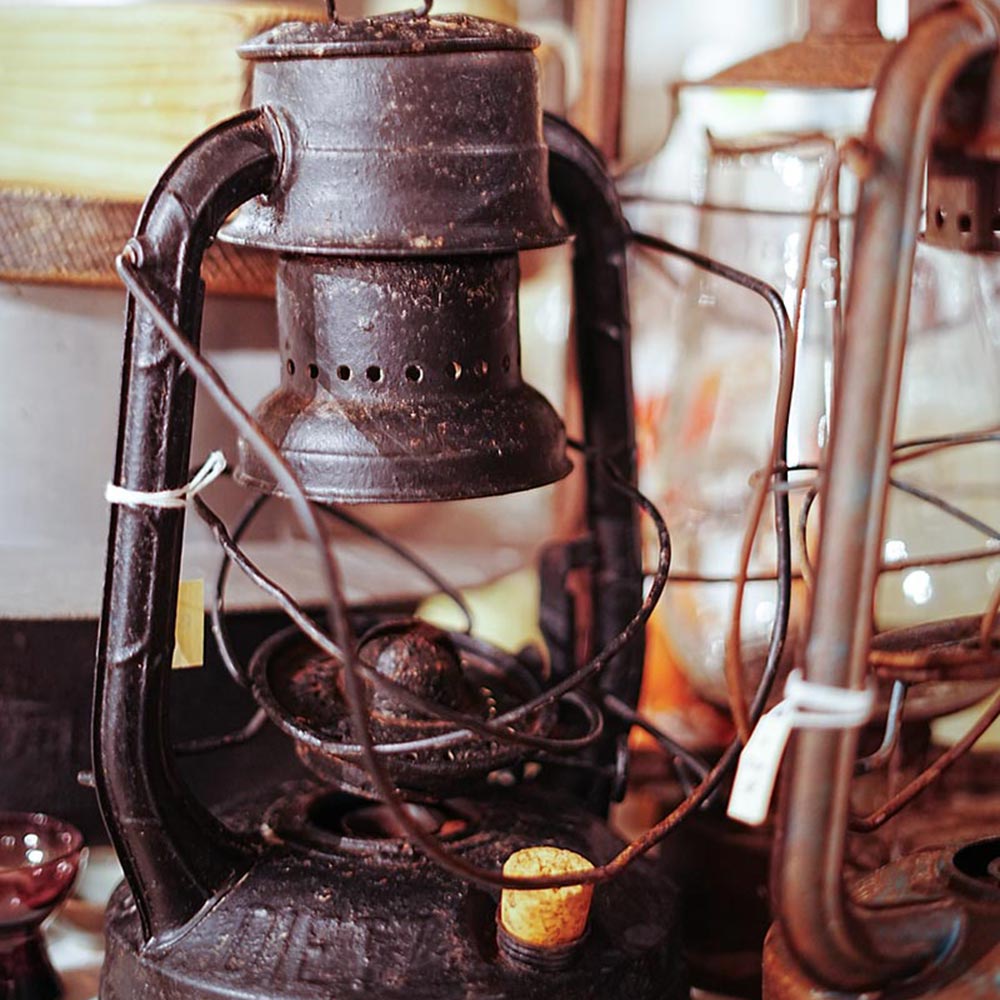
[114,240,789,891]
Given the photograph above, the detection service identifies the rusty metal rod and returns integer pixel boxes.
[808,0,880,38]
[850,682,1000,831]
[774,2,998,991]
[571,0,628,162]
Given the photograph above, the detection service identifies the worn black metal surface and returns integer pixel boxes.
[220,17,564,256]
[363,620,486,720]
[100,785,687,1000]
[239,14,538,59]
[236,254,571,502]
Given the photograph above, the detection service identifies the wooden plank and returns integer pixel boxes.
[0,3,318,201]
[571,0,628,163]
[0,189,276,296]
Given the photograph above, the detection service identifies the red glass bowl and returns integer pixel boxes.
[0,813,84,1000]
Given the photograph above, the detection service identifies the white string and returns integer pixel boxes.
[727,669,875,825]
[105,451,227,510]
[772,669,876,730]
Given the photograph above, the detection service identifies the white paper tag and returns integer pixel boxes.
[727,706,795,826]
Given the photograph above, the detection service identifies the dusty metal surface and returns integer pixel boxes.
[249,624,557,798]
[236,254,571,503]
[220,19,563,257]
[239,13,537,59]
[363,621,487,721]
[100,785,687,1000]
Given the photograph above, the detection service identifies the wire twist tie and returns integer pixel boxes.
[727,670,875,827]
[105,451,227,510]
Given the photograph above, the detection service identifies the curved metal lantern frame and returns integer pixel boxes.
[768,0,1000,992]
[623,3,1000,988]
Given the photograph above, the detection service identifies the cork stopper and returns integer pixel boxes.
[499,847,595,950]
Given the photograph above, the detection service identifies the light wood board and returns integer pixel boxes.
[0,3,318,201]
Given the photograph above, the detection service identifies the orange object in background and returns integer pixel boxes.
[633,609,734,753]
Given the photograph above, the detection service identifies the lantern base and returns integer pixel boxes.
[763,840,1000,1000]
[99,784,686,1000]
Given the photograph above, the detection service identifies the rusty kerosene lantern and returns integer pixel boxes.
[92,4,685,999]
[761,1,1000,997]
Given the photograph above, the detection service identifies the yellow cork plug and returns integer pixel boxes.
[499,846,595,949]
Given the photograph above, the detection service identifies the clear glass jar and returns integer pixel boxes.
[626,116,1000,715]
[876,244,1000,634]
[632,134,848,705]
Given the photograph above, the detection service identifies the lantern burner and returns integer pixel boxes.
[263,786,481,857]
[249,622,563,799]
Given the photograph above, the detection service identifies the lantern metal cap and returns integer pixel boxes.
[239,14,539,61]
[220,12,564,256]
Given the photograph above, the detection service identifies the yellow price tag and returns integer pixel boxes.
[172,579,205,669]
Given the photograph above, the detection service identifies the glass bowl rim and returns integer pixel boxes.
[0,812,85,871]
